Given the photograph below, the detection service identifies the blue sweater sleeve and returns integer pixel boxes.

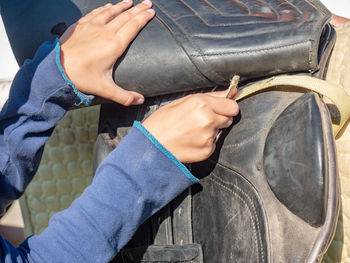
[16,124,196,262]
[0,41,198,262]
[0,40,93,216]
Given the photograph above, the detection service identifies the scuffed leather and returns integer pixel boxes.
[1,0,332,96]
[113,244,203,263]
[0,0,339,262]
[314,24,337,79]
[191,164,268,263]
[96,88,339,263]
[264,93,327,227]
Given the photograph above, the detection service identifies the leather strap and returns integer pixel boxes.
[172,188,193,245]
[151,205,173,245]
[233,75,350,137]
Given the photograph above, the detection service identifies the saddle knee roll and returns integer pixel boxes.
[264,93,328,227]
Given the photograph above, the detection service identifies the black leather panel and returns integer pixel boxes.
[1,0,333,97]
[172,188,193,245]
[263,93,327,227]
[113,244,203,263]
[313,24,337,79]
[151,205,173,245]
[150,0,330,84]
[113,17,211,97]
[191,163,268,263]
[94,87,339,262]
[206,90,321,262]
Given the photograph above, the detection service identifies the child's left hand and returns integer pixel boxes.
[59,0,155,106]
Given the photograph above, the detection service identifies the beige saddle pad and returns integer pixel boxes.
[321,22,350,263]
[19,106,99,235]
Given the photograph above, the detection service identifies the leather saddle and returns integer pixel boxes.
[1,0,344,262]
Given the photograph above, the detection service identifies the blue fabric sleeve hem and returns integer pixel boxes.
[133,121,200,183]
[54,38,92,106]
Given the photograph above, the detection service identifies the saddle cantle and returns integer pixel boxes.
[0,0,343,262]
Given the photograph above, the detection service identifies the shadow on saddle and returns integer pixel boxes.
[1,0,348,262]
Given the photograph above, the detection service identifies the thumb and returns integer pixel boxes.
[103,80,145,106]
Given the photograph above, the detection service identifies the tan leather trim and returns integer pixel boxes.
[231,75,350,138]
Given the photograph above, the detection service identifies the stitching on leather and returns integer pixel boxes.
[152,0,325,80]
[170,0,301,28]
[153,2,227,82]
[190,40,310,57]
[308,39,314,70]
[150,14,217,85]
[302,0,329,71]
[201,0,250,16]
[207,175,262,262]
[212,174,265,262]
[210,173,265,262]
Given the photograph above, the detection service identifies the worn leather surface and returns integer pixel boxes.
[1,0,332,96]
[95,88,339,263]
[264,94,327,227]
[113,0,332,95]
[113,244,203,263]
[191,163,268,263]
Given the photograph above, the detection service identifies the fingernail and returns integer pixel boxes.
[146,9,155,14]
[123,0,132,3]
[104,3,112,7]
[133,97,145,105]
[142,0,152,5]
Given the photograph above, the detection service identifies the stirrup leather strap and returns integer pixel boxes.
[232,75,350,137]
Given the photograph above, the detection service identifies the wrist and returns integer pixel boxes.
[54,38,94,106]
[133,121,199,183]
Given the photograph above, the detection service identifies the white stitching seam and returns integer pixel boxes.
[207,174,265,262]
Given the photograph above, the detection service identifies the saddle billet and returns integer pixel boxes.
[0,0,341,262]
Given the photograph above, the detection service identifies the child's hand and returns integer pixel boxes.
[59,0,155,106]
[143,89,239,163]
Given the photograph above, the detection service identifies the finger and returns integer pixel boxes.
[101,80,145,106]
[205,96,240,117]
[108,0,153,29]
[92,0,134,25]
[79,3,113,23]
[204,89,227,97]
[214,115,234,129]
[114,9,155,51]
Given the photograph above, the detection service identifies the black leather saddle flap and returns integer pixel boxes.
[113,0,333,96]
[95,89,339,263]
[1,0,333,97]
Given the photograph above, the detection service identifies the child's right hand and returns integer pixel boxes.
[59,0,155,106]
[143,89,239,163]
